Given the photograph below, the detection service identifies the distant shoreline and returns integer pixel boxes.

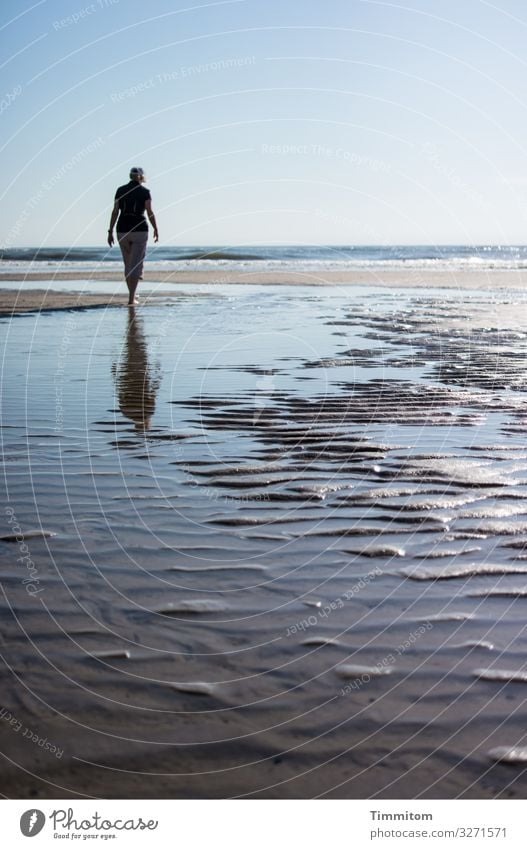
[2,269,527,315]
[3,268,527,285]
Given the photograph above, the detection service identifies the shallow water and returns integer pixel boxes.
[2,283,527,798]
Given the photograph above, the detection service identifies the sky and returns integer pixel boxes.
[1,0,527,246]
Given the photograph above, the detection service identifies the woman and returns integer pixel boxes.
[107,166,159,306]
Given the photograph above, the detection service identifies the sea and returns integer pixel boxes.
[1,244,527,274]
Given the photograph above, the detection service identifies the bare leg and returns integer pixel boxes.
[119,232,147,305]
[126,232,148,305]
[118,235,134,303]
[126,279,139,305]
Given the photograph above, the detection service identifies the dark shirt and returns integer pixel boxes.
[115,181,151,233]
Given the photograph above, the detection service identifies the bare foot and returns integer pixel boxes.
[127,299,139,306]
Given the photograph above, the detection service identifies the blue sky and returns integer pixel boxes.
[2,0,527,246]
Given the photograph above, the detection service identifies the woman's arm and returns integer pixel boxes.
[107,199,120,246]
[145,199,159,242]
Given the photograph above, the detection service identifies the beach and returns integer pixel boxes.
[3,267,527,316]
[4,0,527,823]
[2,264,527,799]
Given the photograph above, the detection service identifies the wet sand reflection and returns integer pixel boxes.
[112,308,161,432]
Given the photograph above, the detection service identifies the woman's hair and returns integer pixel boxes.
[129,167,145,180]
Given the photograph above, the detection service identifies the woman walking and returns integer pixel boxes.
[107,167,159,306]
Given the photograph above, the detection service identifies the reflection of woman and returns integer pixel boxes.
[112,310,161,432]
[107,167,159,306]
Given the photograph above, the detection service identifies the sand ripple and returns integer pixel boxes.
[6,285,527,798]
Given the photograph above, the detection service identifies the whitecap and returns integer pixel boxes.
[337,663,392,679]
[401,563,527,580]
[475,668,527,683]
[91,650,130,660]
[171,682,217,696]
[157,600,227,615]
[302,637,340,646]
[468,588,527,598]
[0,529,56,541]
[168,563,267,573]
[418,547,481,559]
[424,612,474,622]
[489,746,527,764]
[346,544,405,558]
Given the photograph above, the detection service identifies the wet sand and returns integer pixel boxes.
[2,269,527,317]
[3,267,527,291]
[0,287,188,316]
[3,280,527,799]
[0,288,129,315]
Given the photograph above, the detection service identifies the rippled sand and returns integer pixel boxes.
[2,282,527,798]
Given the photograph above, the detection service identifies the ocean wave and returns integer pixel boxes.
[2,245,527,274]
[172,250,270,261]
[3,259,527,275]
